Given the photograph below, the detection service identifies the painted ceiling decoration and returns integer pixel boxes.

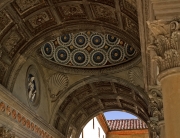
[41,31,138,68]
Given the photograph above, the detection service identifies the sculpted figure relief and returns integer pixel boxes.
[28,74,37,102]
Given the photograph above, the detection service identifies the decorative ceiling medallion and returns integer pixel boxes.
[74,33,88,48]
[108,46,124,63]
[59,34,72,46]
[125,44,136,57]
[105,34,119,46]
[54,46,70,64]
[40,31,138,68]
[90,33,105,49]
[71,49,89,66]
[90,49,107,66]
[41,42,54,59]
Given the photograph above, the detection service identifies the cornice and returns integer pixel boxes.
[0,84,64,138]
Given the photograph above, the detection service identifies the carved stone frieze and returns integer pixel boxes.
[57,4,87,21]
[122,14,139,39]
[2,27,26,59]
[0,101,53,138]
[148,19,180,72]
[0,10,12,33]
[26,10,57,34]
[3,30,20,55]
[91,4,117,24]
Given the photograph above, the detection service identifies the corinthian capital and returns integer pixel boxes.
[147,19,180,72]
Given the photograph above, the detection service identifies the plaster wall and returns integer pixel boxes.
[79,117,106,138]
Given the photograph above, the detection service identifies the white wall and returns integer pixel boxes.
[79,117,106,138]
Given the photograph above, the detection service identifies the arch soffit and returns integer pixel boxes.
[51,76,149,136]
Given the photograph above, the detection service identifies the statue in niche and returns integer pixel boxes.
[28,74,37,102]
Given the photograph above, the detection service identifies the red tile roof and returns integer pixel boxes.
[107,119,148,131]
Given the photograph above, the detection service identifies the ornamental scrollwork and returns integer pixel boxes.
[148,87,163,138]
[148,87,163,121]
[148,119,160,138]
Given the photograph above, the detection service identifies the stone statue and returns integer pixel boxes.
[28,74,36,102]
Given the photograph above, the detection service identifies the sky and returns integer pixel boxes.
[103,111,138,120]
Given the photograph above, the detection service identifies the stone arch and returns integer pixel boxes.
[51,75,150,137]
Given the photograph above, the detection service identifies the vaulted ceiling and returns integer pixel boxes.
[0,0,140,83]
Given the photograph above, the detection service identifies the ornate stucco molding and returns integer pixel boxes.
[147,19,180,73]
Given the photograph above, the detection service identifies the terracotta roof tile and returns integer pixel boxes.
[106,119,148,130]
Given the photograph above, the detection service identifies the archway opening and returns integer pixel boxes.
[53,79,150,138]
[79,111,149,138]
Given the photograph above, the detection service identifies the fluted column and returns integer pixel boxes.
[148,19,180,138]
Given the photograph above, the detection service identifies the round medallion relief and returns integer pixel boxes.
[26,66,40,108]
